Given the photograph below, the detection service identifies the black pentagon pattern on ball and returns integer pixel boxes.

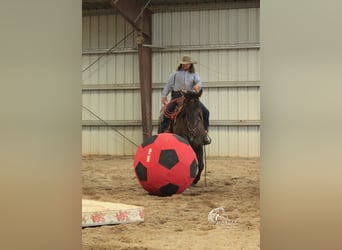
[190,159,198,178]
[159,183,179,196]
[159,149,179,169]
[172,134,190,145]
[141,135,158,148]
[135,162,147,181]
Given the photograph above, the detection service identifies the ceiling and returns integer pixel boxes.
[82,0,259,13]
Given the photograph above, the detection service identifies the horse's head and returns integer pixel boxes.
[181,89,203,100]
[173,89,205,149]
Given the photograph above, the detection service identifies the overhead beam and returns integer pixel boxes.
[81,81,261,91]
[110,0,151,38]
[82,43,260,55]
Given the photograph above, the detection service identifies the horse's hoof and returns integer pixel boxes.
[192,178,200,185]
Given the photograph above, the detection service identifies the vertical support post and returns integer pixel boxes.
[136,29,152,140]
[111,0,153,141]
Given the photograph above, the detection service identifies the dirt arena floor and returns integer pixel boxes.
[82,156,260,250]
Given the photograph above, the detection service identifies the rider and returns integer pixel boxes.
[160,55,211,145]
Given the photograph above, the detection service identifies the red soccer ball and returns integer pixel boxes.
[133,133,198,196]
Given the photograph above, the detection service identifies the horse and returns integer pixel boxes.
[158,89,206,185]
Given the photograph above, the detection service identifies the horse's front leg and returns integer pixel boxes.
[192,146,204,185]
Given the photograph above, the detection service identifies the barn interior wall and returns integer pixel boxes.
[82,6,260,157]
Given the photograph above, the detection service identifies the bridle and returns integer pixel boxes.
[183,98,203,145]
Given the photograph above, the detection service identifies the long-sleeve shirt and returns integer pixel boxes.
[161,70,202,97]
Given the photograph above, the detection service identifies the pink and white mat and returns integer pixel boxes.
[82,199,144,227]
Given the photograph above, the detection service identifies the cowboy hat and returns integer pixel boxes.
[179,55,197,64]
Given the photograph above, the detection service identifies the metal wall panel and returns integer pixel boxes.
[82,90,141,121]
[82,54,139,85]
[82,126,140,156]
[152,8,259,45]
[82,15,139,85]
[205,87,260,121]
[82,7,260,157]
[204,126,260,157]
[152,49,259,83]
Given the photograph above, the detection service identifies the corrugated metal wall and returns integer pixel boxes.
[82,7,260,157]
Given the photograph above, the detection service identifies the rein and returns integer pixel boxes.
[163,97,183,120]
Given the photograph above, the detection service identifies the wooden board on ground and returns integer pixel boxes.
[82,199,144,227]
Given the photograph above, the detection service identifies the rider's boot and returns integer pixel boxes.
[203,131,211,145]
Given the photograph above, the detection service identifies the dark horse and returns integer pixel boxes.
[158,90,206,185]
